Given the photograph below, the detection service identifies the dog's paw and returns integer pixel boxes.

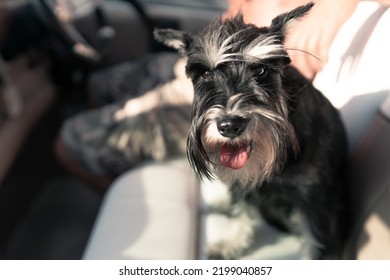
[206,252,226,260]
[206,243,244,260]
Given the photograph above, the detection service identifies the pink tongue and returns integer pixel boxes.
[220,144,249,169]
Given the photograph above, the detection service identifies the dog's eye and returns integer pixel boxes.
[255,66,267,77]
[201,70,213,81]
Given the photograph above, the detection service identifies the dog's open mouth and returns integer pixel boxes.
[219,142,251,169]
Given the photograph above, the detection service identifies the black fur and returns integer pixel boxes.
[154,3,348,259]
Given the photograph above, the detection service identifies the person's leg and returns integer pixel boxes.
[87,52,181,106]
[54,137,115,192]
[55,102,122,192]
[55,86,192,192]
[55,52,184,192]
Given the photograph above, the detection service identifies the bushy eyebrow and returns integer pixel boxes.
[199,28,287,68]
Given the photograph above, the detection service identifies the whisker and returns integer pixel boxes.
[284,47,324,65]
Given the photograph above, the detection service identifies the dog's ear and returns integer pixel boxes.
[153,28,193,55]
[269,2,314,41]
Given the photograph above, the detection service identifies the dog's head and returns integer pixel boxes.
[154,3,313,188]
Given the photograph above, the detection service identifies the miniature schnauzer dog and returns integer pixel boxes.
[154,3,348,259]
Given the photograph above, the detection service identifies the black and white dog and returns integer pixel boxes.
[155,3,348,259]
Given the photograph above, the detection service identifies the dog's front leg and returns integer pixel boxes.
[288,210,325,259]
[205,200,261,259]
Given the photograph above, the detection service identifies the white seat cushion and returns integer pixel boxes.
[83,159,199,259]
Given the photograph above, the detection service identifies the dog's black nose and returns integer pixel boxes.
[217,116,249,139]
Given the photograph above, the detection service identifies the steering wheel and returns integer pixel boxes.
[32,0,116,63]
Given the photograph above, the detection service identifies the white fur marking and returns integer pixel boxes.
[202,30,286,68]
[243,35,286,62]
[290,212,323,259]
[205,201,261,259]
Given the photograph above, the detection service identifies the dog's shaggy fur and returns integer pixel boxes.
[155,3,348,259]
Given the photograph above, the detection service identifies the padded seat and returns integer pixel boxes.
[83,159,199,259]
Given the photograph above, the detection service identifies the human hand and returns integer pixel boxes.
[285,0,359,80]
